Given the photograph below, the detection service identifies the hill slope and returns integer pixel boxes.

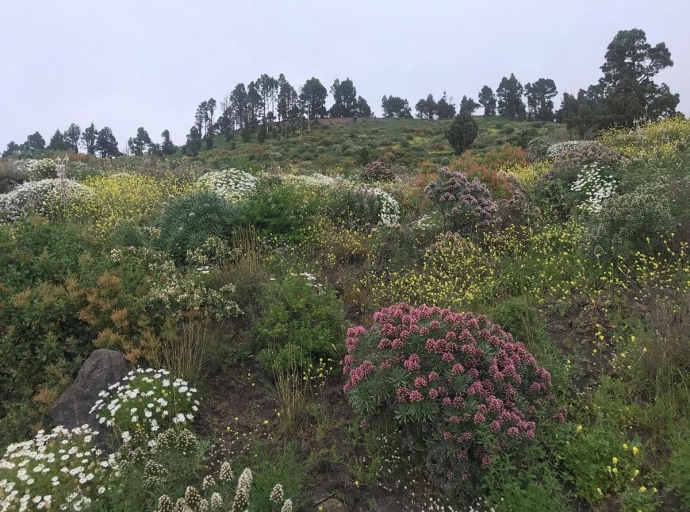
[191,117,569,172]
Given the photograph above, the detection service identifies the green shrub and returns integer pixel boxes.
[665,434,690,508]
[324,184,381,228]
[562,423,642,505]
[253,273,346,374]
[154,191,244,265]
[243,178,323,241]
[489,297,546,348]
[584,187,673,257]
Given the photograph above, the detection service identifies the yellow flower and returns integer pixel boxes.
[612,457,618,465]
[612,468,618,474]
[263,420,269,425]
[576,425,583,433]
[634,469,640,477]
[632,447,639,455]
[653,487,658,493]
[622,443,628,450]
[639,486,647,492]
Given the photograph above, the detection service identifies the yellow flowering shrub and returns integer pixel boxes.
[599,117,690,159]
[63,174,191,243]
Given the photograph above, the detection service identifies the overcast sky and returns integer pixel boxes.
[1,0,689,150]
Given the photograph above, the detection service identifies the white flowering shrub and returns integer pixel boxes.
[0,425,113,511]
[15,159,57,180]
[282,172,337,188]
[91,368,200,439]
[358,186,401,226]
[546,141,585,159]
[570,163,617,213]
[0,179,91,221]
[196,169,257,202]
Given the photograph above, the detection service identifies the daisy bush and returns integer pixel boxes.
[0,179,91,221]
[90,368,200,441]
[343,304,556,489]
[0,425,114,511]
[15,159,58,180]
[570,163,617,213]
[356,186,400,226]
[195,169,257,202]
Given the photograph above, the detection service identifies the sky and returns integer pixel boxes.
[1,0,689,150]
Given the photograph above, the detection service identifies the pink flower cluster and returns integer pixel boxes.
[343,304,556,477]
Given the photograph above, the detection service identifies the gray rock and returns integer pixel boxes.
[51,349,134,431]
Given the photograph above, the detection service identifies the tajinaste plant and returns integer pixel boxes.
[343,304,557,490]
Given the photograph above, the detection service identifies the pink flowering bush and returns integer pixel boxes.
[424,167,499,234]
[343,304,556,488]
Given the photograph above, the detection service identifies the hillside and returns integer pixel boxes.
[0,118,689,511]
[190,117,569,172]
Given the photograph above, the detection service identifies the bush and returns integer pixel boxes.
[525,138,549,162]
[361,161,394,183]
[195,169,257,202]
[253,273,346,374]
[0,425,113,511]
[91,368,201,441]
[666,435,690,508]
[15,158,57,180]
[535,141,622,216]
[64,173,190,244]
[154,191,244,265]
[446,113,479,155]
[424,167,498,233]
[324,184,381,228]
[243,178,324,241]
[0,178,90,221]
[343,304,555,491]
[584,187,672,257]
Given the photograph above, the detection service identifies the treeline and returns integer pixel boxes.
[1,28,681,159]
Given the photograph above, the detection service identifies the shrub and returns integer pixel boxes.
[253,273,346,374]
[666,434,690,508]
[446,113,479,155]
[563,424,643,505]
[361,161,394,183]
[324,184,381,228]
[546,141,585,160]
[0,178,91,221]
[15,158,57,180]
[154,191,245,265]
[424,167,498,233]
[535,141,622,216]
[195,168,257,202]
[343,304,555,490]
[569,162,618,213]
[91,368,200,441]
[525,138,549,162]
[583,188,672,257]
[356,186,401,226]
[0,425,113,511]
[64,173,190,244]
